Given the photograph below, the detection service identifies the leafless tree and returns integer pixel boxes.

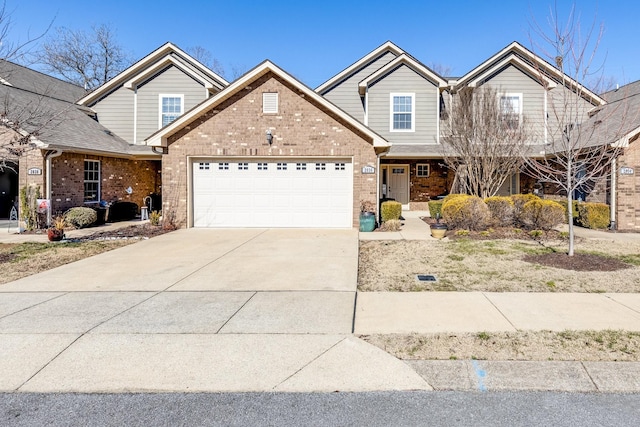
[442,85,530,198]
[524,3,630,255]
[186,45,226,77]
[37,23,133,89]
[0,1,58,172]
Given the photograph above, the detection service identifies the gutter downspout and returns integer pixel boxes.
[610,157,617,230]
[45,149,63,226]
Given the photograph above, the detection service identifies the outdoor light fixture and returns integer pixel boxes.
[266,129,273,145]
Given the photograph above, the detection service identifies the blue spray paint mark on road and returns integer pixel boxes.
[471,360,487,392]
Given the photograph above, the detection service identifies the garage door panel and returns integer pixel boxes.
[193,159,353,228]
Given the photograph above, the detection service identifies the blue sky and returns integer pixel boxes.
[7,0,640,89]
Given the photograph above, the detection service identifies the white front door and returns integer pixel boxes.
[192,158,353,228]
[381,165,409,204]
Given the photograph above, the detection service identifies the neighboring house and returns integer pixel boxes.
[581,80,640,230]
[146,60,389,228]
[317,41,605,207]
[6,42,227,222]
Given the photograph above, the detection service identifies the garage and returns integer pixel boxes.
[192,158,353,228]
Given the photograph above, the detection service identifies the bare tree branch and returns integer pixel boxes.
[37,23,133,89]
[524,3,630,255]
[185,45,226,78]
[442,85,530,198]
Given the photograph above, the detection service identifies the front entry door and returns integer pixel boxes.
[382,165,409,204]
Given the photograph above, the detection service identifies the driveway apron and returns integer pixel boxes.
[1,228,430,392]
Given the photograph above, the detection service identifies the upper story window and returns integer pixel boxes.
[84,160,100,202]
[263,92,278,113]
[499,93,522,129]
[159,94,184,128]
[390,93,415,132]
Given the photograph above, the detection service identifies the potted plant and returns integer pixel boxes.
[359,200,376,232]
[430,213,447,239]
[47,216,66,242]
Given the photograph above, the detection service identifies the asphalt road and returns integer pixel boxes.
[2,392,639,426]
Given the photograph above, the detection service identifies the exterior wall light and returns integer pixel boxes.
[266,129,273,145]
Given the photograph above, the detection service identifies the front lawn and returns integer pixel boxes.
[358,237,640,292]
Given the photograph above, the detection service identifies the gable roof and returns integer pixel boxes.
[78,42,229,106]
[0,60,157,158]
[357,53,448,95]
[315,41,404,94]
[454,41,605,106]
[146,60,390,149]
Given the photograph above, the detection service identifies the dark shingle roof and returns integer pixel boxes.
[0,60,156,157]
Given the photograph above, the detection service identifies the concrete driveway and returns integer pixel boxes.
[0,228,430,392]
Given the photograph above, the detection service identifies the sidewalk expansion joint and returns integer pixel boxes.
[581,361,601,392]
[272,336,347,390]
[0,292,69,321]
[481,292,518,331]
[215,292,257,333]
[604,294,640,316]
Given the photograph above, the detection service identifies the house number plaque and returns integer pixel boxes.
[620,167,634,176]
[362,166,375,174]
[27,168,42,175]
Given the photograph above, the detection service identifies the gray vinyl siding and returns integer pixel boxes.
[547,85,597,143]
[367,64,440,144]
[136,65,207,144]
[482,65,547,142]
[91,86,135,144]
[321,51,397,123]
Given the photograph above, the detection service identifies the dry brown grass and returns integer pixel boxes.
[358,238,640,292]
[0,240,134,284]
[363,330,640,361]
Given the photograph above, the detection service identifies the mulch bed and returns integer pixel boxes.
[73,224,172,241]
[421,216,632,272]
[524,252,632,272]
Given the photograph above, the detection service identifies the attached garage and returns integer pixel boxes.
[147,61,389,229]
[192,158,353,228]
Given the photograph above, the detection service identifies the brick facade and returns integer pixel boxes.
[50,153,161,214]
[163,72,378,228]
[615,141,640,230]
[18,150,160,217]
[381,159,452,202]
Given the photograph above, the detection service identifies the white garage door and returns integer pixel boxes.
[192,159,353,228]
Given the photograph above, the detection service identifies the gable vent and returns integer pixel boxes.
[263,92,278,114]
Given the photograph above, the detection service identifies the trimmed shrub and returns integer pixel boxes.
[511,193,541,226]
[379,219,402,231]
[519,199,565,230]
[381,200,402,222]
[442,193,468,204]
[576,202,610,229]
[428,200,443,219]
[556,199,579,222]
[108,201,139,222]
[64,207,97,229]
[442,195,489,231]
[485,196,515,227]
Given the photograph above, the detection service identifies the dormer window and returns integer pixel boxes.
[390,93,415,132]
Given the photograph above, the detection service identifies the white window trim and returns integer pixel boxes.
[416,163,430,177]
[390,92,415,132]
[498,92,523,125]
[84,159,100,203]
[263,92,279,114]
[159,94,184,128]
